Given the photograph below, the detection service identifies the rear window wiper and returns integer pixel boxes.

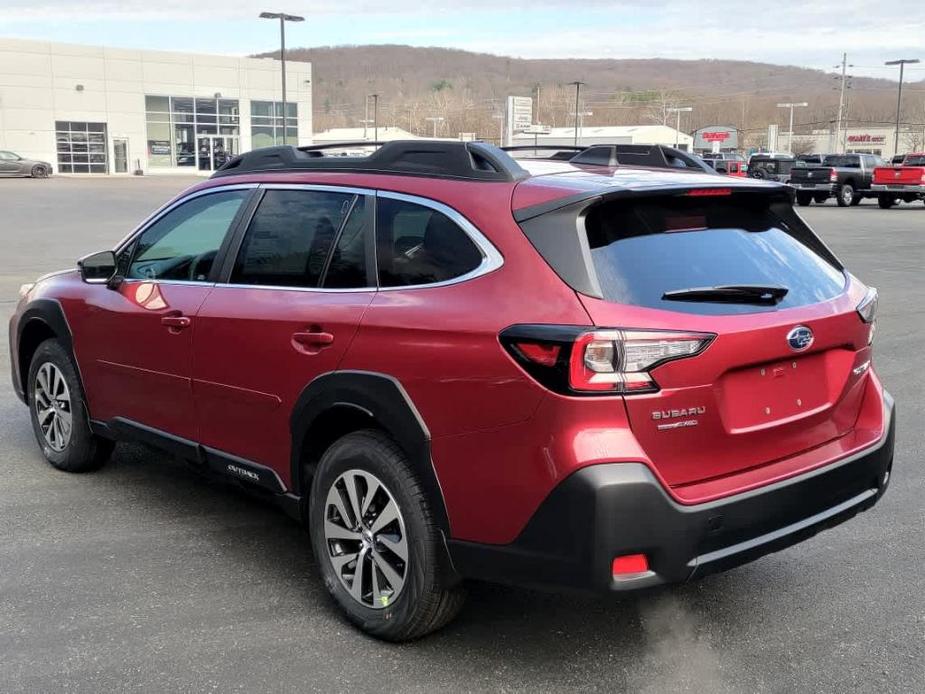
[661,284,789,305]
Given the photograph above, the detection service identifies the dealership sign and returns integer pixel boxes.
[693,125,739,151]
[847,134,886,144]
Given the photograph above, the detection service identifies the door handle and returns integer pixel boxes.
[161,315,191,330]
[291,330,335,354]
[292,331,334,346]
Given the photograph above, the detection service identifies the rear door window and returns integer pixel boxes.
[231,189,356,288]
[583,194,846,315]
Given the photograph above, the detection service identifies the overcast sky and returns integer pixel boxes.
[2,1,923,80]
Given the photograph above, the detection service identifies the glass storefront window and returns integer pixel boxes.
[251,100,298,146]
[145,96,240,169]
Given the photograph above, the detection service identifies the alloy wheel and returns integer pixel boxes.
[323,469,409,609]
[34,362,72,452]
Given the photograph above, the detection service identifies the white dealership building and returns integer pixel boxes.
[510,125,694,151]
[0,37,312,175]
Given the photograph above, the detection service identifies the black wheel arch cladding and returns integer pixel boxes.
[290,370,451,535]
[14,298,78,403]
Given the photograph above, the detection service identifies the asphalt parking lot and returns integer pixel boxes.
[1,176,923,693]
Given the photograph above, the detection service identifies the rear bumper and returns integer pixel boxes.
[793,183,835,192]
[449,391,894,594]
[870,184,925,195]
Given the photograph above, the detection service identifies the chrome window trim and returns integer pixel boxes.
[258,182,374,197]
[215,282,375,294]
[118,277,216,288]
[113,183,259,254]
[375,190,504,291]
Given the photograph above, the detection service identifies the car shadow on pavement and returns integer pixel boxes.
[52,439,767,691]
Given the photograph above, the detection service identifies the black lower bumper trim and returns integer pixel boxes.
[449,393,895,594]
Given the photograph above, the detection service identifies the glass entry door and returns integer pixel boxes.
[113,138,129,173]
[197,136,237,171]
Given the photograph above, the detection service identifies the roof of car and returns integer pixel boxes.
[197,141,786,222]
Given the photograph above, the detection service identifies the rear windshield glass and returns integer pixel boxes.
[904,155,925,166]
[822,155,860,168]
[584,194,846,315]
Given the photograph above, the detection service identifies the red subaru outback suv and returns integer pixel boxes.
[10,141,894,641]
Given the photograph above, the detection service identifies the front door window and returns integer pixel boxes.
[127,190,250,281]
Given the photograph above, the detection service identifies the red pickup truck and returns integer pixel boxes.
[870,153,925,208]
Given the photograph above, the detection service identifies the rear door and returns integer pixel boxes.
[191,185,376,483]
[565,191,872,488]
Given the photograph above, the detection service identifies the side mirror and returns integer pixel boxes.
[78,250,118,285]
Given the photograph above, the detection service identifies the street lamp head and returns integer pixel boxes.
[885,59,920,66]
[259,11,305,21]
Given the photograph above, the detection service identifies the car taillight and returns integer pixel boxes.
[857,287,878,345]
[829,170,838,182]
[500,325,714,396]
[920,172,925,184]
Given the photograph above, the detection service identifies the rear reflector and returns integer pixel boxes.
[612,554,649,576]
[684,188,732,197]
[513,342,561,367]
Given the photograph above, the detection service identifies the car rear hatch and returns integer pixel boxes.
[515,184,876,490]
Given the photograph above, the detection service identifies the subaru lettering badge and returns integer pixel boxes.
[787,325,814,352]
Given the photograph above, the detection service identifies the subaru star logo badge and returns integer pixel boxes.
[787,325,814,352]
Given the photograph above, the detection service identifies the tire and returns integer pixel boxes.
[813,194,829,204]
[27,339,113,472]
[796,192,813,207]
[308,430,465,641]
[30,164,48,178]
[878,195,896,209]
[836,183,854,207]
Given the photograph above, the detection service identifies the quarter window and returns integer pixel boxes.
[127,190,249,281]
[231,189,356,288]
[376,197,483,287]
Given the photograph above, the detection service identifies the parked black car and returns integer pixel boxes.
[790,153,885,207]
[0,150,52,178]
[747,154,796,183]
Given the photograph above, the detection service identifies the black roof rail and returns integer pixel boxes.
[502,143,716,174]
[501,144,585,160]
[211,140,529,182]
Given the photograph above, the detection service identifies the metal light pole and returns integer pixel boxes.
[667,107,693,148]
[569,81,586,146]
[886,59,920,156]
[369,93,379,142]
[776,102,808,154]
[259,11,304,144]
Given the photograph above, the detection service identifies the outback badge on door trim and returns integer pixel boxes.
[787,325,814,352]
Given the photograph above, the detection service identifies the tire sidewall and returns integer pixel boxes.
[308,433,435,638]
[27,340,95,469]
[839,184,854,206]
